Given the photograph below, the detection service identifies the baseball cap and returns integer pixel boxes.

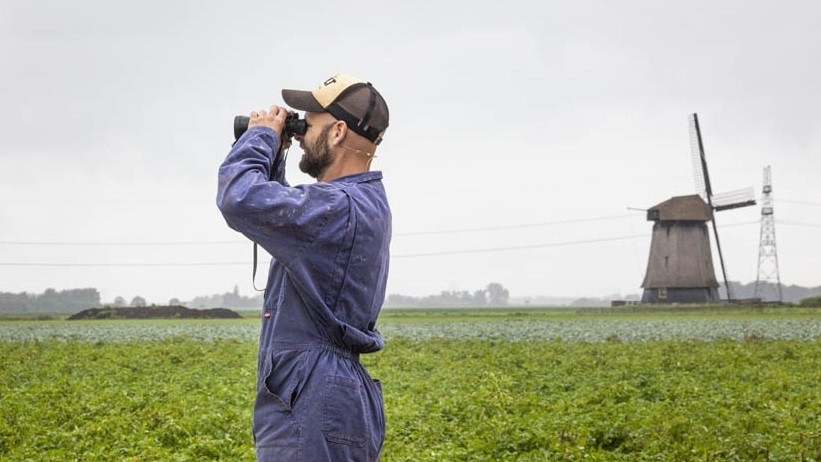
[282,73,389,145]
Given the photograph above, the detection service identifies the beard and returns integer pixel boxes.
[299,124,334,179]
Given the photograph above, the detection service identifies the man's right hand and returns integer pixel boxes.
[248,104,288,139]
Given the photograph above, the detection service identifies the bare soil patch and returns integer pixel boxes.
[67,305,241,320]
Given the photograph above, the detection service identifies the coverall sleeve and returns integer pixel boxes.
[217,126,339,265]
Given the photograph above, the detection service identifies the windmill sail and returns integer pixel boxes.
[689,115,709,201]
[687,113,756,302]
[712,187,756,211]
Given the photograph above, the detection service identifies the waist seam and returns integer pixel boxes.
[264,341,360,362]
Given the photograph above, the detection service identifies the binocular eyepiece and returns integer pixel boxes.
[233,112,308,142]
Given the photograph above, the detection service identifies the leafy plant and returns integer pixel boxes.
[1,337,819,461]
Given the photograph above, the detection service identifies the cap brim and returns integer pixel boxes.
[282,89,325,112]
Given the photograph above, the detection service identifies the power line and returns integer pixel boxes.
[0,214,637,246]
[392,234,646,258]
[0,234,650,267]
[779,198,821,207]
[0,262,248,267]
[722,221,758,228]
[3,218,810,266]
[780,220,821,229]
[0,240,241,246]
[712,220,821,229]
[395,214,632,236]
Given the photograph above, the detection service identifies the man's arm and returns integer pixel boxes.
[217,120,340,265]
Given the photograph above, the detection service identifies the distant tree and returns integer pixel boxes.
[1,289,100,314]
[486,282,509,306]
[168,298,181,306]
[571,297,608,307]
[799,296,821,307]
[189,287,263,309]
[417,290,477,307]
[223,285,241,307]
[131,296,147,307]
[0,292,36,313]
[38,288,61,312]
[62,288,101,311]
[393,289,497,307]
[473,289,488,306]
[28,288,101,313]
[385,294,420,307]
[113,296,126,307]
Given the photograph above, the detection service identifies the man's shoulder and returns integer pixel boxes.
[331,171,383,186]
[295,172,383,195]
[293,172,386,214]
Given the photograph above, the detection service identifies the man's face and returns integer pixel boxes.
[298,113,335,178]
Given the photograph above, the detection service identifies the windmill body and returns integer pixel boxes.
[641,195,720,303]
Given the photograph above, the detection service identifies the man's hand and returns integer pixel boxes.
[248,104,288,137]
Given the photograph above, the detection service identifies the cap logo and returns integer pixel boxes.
[312,73,364,108]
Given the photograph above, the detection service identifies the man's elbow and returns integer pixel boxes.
[217,190,250,221]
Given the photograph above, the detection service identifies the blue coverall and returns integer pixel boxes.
[217,126,390,461]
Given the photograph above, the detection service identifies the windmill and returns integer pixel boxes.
[640,114,755,303]
[688,113,756,301]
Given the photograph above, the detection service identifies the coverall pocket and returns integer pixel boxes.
[322,375,367,448]
[261,349,306,411]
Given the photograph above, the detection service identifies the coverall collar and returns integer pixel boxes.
[330,170,383,184]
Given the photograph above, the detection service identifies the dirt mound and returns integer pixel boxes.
[68,305,242,320]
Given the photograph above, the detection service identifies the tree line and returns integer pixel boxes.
[385,282,510,307]
[187,285,263,309]
[0,286,264,314]
[3,280,819,314]
[0,288,101,314]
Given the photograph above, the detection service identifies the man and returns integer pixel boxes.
[217,74,391,461]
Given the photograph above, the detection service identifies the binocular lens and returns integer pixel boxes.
[232,114,307,142]
[233,116,250,141]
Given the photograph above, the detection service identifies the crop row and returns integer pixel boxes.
[1,318,818,342]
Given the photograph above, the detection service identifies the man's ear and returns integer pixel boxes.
[331,120,348,146]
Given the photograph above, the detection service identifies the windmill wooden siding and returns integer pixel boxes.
[641,195,720,303]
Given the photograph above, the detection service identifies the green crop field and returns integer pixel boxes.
[1,308,819,461]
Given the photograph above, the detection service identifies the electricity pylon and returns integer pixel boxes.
[754,166,783,303]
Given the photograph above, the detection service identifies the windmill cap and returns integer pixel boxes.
[647,195,712,222]
[282,73,389,145]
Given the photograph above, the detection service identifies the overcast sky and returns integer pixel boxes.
[2,0,819,304]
